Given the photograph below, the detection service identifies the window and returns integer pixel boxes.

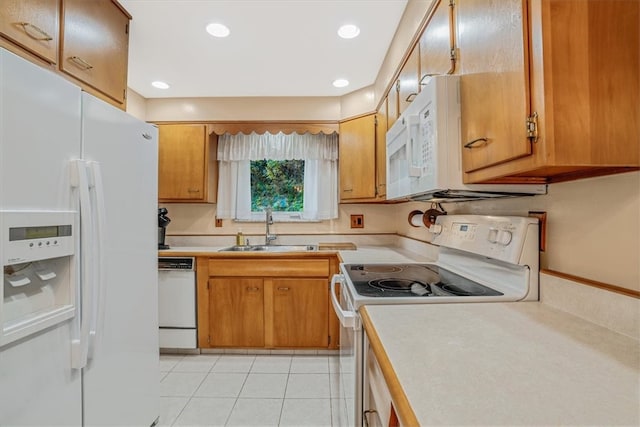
[216,131,339,221]
[250,160,304,213]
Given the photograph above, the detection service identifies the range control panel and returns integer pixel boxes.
[430,215,539,265]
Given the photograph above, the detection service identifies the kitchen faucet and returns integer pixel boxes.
[265,207,277,245]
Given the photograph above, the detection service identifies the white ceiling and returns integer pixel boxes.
[121,0,408,99]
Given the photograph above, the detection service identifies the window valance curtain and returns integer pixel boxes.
[217,132,338,161]
[216,132,339,221]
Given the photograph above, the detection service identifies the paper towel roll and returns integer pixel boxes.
[408,210,424,227]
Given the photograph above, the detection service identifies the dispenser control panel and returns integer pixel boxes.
[2,211,77,265]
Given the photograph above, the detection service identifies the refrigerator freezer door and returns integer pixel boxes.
[80,93,159,426]
[0,48,83,426]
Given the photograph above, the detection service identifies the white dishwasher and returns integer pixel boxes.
[158,257,197,349]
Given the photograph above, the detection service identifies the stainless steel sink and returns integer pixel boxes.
[219,244,318,252]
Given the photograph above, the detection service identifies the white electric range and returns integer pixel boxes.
[330,215,540,427]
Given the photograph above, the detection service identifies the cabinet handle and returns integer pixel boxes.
[187,188,201,193]
[419,73,438,86]
[405,93,417,102]
[18,22,53,41]
[277,287,290,291]
[463,137,489,149]
[343,188,353,192]
[69,56,94,70]
[246,287,260,291]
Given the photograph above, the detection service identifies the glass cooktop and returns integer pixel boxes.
[343,264,503,298]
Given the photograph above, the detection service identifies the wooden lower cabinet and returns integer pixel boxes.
[209,277,264,347]
[270,278,328,348]
[200,256,338,349]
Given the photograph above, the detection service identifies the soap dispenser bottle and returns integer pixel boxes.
[236,230,245,246]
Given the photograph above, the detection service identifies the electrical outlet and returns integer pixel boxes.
[215,218,223,227]
[350,214,364,228]
[528,211,547,252]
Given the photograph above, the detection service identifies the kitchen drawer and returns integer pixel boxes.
[208,258,329,277]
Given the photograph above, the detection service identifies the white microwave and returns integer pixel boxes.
[386,75,546,201]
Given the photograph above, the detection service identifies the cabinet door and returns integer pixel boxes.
[457,0,532,173]
[387,81,399,129]
[158,124,209,201]
[375,102,388,199]
[398,45,420,114]
[209,278,264,347]
[419,0,454,79]
[339,115,376,200]
[269,279,328,348]
[0,0,59,64]
[61,0,130,104]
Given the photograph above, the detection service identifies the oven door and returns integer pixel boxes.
[330,274,363,427]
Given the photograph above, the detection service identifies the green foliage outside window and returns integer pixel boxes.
[250,160,304,212]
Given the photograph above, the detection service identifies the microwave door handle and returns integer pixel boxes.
[407,115,422,177]
[330,274,356,328]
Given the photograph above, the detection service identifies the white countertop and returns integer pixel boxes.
[363,302,640,426]
[159,244,435,264]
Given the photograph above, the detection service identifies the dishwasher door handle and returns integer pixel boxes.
[330,274,356,329]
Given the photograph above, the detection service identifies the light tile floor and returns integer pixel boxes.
[158,354,347,426]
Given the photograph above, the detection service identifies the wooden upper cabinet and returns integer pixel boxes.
[0,0,59,64]
[339,114,376,201]
[375,101,388,199]
[458,0,639,183]
[457,0,532,173]
[419,0,455,79]
[60,0,130,105]
[158,124,217,203]
[398,45,420,115]
[387,81,399,129]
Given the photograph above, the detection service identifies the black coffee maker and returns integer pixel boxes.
[158,207,171,249]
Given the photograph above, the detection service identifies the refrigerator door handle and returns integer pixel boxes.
[70,159,94,369]
[87,161,107,359]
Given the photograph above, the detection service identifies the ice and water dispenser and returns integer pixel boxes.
[0,211,77,346]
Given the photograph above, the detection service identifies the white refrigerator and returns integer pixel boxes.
[0,48,160,426]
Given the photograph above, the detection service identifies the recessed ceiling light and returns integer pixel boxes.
[332,79,349,88]
[206,23,230,38]
[338,24,360,39]
[151,81,170,89]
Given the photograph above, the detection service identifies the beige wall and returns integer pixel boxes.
[146,96,341,122]
[396,172,640,292]
[125,88,147,121]
[163,202,398,237]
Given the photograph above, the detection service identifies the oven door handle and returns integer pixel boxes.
[330,274,356,328]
